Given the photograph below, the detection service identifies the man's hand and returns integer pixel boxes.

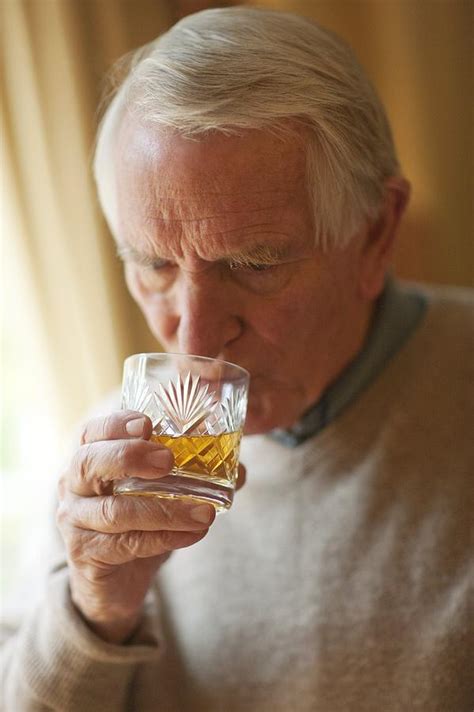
[56,410,244,644]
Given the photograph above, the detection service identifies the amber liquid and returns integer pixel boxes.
[150,431,241,486]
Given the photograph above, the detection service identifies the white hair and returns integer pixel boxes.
[94,6,401,249]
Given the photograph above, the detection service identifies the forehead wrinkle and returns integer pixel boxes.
[141,192,308,239]
[120,189,311,258]
[146,186,298,197]
[137,200,306,243]
[145,193,299,221]
[146,211,286,225]
[122,194,311,261]
[152,215,302,251]
[144,212,298,236]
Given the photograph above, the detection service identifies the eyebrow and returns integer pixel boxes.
[116,244,159,267]
[226,243,293,265]
[116,241,295,267]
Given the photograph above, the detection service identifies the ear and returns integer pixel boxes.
[358,177,411,300]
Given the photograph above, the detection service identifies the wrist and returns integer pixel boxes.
[72,594,142,644]
[69,579,143,645]
[79,610,142,645]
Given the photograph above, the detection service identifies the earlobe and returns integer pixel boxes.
[358,177,411,300]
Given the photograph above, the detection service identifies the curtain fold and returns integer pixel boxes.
[1,0,173,430]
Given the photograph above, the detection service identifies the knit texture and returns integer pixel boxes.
[1,283,473,711]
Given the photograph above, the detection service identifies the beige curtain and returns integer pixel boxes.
[1,0,472,433]
[1,0,174,432]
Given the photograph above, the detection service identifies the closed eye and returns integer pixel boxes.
[148,258,175,271]
[116,245,175,271]
[228,261,274,273]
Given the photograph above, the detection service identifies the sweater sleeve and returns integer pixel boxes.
[1,564,163,711]
[1,394,165,711]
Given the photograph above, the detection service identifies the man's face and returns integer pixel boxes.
[114,123,373,434]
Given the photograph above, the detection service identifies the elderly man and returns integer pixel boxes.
[2,7,472,711]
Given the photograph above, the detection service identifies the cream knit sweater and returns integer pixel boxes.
[1,285,473,711]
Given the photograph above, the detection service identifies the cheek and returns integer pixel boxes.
[142,302,177,344]
[125,267,178,342]
[246,288,319,349]
[255,303,299,343]
[247,273,354,365]
[124,264,142,303]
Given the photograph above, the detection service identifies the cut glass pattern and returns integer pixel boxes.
[219,388,248,431]
[153,372,218,436]
[122,371,155,420]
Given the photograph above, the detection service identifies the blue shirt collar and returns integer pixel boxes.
[269,278,427,447]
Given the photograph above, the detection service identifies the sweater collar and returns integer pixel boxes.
[269,278,427,448]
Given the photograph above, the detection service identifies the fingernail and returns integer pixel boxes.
[146,448,174,470]
[126,418,146,437]
[191,505,214,524]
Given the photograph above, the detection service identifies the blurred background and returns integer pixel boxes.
[1,0,473,595]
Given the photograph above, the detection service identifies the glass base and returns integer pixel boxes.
[113,474,234,513]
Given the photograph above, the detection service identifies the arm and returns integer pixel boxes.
[1,565,161,711]
[1,410,216,711]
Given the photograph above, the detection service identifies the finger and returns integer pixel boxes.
[65,526,210,566]
[58,490,216,533]
[235,462,246,491]
[66,438,174,497]
[79,411,153,445]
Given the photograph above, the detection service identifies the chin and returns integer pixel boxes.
[243,396,301,435]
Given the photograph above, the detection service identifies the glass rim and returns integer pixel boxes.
[124,352,250,381]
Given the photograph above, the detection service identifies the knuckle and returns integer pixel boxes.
[114,441,131,470]
[80,412,123,444]
[68,535,86,563]
[101,413,120,440]
[116,438,142,471]
[98,497,119,529]
[153,500,174,527]
[57,475,67,501]
[121,530,144,557]
[79,421,89,446]
[59,521,80,556]
[73,445,93,488]
[70,444,112,496]
[70,447,83,481]
[55,499,69,530]
[159,530,176,550]
[69,529,101,564]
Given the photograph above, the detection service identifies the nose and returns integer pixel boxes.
[175,271,243,358]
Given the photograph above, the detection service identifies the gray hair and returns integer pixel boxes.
[94,6,401,249]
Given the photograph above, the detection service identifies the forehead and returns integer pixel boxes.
[114,120,314,259]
